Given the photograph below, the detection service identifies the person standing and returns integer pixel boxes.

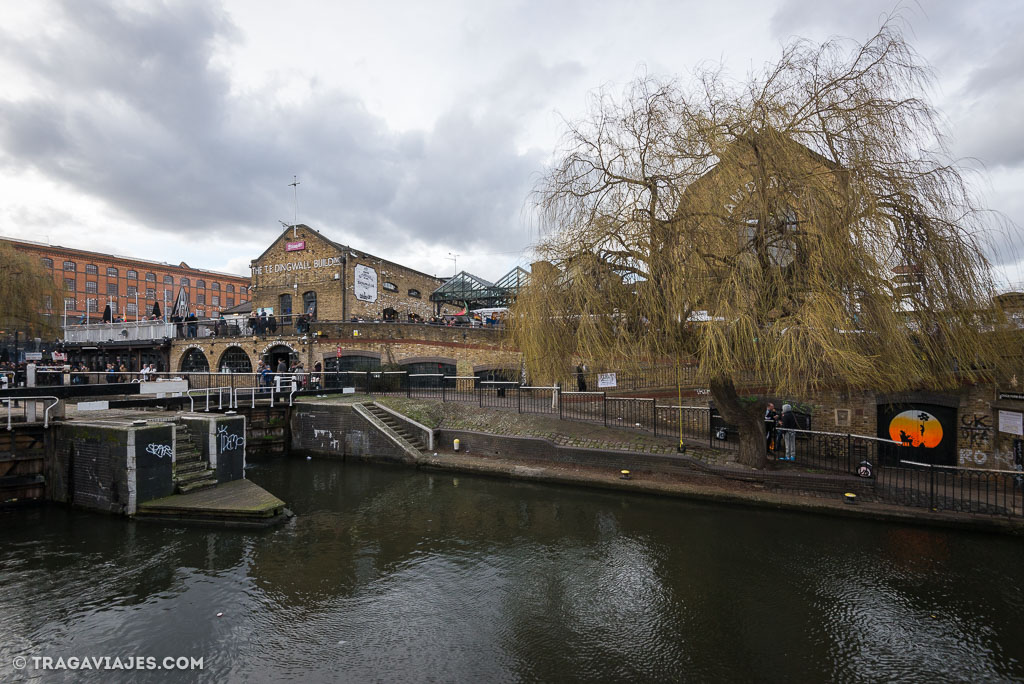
[780,404,799,461]
[764,402,779,452]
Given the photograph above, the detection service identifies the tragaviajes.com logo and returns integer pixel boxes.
[12,655,203,672]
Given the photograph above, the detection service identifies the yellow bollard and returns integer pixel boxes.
[454,438,460,452]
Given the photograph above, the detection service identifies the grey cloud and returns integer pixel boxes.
[0,0,542,261]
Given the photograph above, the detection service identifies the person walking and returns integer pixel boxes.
[780,404,799,461]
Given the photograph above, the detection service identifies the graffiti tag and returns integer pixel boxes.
[145,443,173,459]
[218,425,245,452]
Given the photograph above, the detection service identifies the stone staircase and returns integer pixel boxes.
[173,422,217,494]
[364,403,427,452]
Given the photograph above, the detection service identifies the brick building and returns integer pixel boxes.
[2,236,250,323]
[249,225,456,327]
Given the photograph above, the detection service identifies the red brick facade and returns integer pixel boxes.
[3,237,250,321]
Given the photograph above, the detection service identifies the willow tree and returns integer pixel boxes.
[512,22,1007,468]
[0,241,61,341]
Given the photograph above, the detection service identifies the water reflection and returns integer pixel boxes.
[1,459,1023,683]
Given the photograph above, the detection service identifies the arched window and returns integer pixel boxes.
[218,346,252,373]
[41,258,53,269]
[106,267,117,277]
[226,284,235,293]
[146,272,156,282]
[127,270,138,279]
[63,260,76,271]
[302,291,316,317]
[382,281,398,292]
[211,282,220,291]
[179,348,209,373]
[85,264,98,275]
[196,279,205,289]
[163,275,173,284]
[408,289,421,298]
[180,277,190,287]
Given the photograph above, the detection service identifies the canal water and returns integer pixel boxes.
[2,457,1024,683]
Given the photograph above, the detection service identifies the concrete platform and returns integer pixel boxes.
[135,479,289,528]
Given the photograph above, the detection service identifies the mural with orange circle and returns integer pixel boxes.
[888,409,944,448]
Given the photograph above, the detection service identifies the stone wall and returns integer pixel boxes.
[169,324,521,377]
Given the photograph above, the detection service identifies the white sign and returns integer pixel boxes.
[24,352,43,361]
[78,401,110,411]
[999,410,1024,436]
[597,372,617,389]
[354,264,378,303]
[250,255,344,275]
[139,380,188,395]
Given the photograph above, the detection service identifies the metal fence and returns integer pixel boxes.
[875,459,1023,516]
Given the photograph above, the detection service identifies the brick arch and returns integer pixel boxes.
[398,356,457,367]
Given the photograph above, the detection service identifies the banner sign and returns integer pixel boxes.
[597,372,617,389]
[354,264,378,302]
[285,240,306,252]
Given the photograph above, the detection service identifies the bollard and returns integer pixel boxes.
[454,438,460,452]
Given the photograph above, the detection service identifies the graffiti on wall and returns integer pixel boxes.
[145,443,173,459]
[218,425,245,452]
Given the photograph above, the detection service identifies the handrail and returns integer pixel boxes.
[3,396,60,429]
[899,459,1023,475]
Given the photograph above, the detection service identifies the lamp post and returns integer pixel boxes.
[63,298,73,330]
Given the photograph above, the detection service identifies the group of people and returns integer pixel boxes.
[248,311,279,336]
[764,402,800,460]
[171,313,200,338]
[255,357,322,391]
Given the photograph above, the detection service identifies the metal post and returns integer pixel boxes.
[558,388,563,420]
[653,398,657,436]
[442,378,446,403]
[518,385,521,414]
[930,465,936,511]
[603,392,607,427]
[478,380,482,407]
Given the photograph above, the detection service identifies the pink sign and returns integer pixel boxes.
[286,240,306,252]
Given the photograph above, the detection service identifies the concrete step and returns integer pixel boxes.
[177,477,218,495]
[175,460,208,475]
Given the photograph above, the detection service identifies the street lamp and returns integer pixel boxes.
[63,298,74,330]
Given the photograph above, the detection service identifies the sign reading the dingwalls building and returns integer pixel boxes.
[354,264,378,303]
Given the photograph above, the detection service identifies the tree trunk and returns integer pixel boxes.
[709,376,768,469]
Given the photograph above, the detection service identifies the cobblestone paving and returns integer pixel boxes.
[371,396,730,465]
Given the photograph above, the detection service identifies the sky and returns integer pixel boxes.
[1,0,1022,287]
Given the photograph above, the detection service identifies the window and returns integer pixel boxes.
[127,270,137,279]
[106,267,118,277]
[164,289,173,301]
[86,298,98,313]
[196,279,205,289]
[44,295,52,309]
[85,264,98,275]
[383,281,398,292]
[163,275,173,284]
[408,289,421,298]
[85,281,98,294]
[107,283,118,295]
[63,260,76,271]
[211,295,220,307]
[127,285,137,297]
[302,291,317,317]
[226,284,235,293]
[179,348,210,373]
[64,297,76,310]
[226,297,234,307]
[240,286,247,296]
[218,347,253,373]
[41,258,53,269]
[279,294,292,316]
[211,282,220,291]
[64,278,75,291]
[146,272,156,282]
[126,303,137,317]
[196,293,206,305]
[181,277,190,287]
[146,288,155,299]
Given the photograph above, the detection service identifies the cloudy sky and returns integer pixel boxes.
[1,0,1022,286]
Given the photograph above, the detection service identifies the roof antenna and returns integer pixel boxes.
[447,252,460,275]
[288,175,301,237]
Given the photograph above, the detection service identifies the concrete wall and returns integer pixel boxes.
[49,422,175,515]
[291,404,413,463]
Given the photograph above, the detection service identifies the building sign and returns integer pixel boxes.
[24,352,43,361]
[250,255,343,275]
[998,391,1024,402]
[597,372,617,389]
[52,352,66,361]
[285,240,306,252]
[999,410,1024,436]
[354,264,377,303]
